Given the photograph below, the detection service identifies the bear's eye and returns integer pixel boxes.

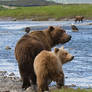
[61,29,65,33]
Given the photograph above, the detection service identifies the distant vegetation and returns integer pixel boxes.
[0,0,56,6]
[0,4,92,20]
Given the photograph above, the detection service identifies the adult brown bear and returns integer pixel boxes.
[15,26,71,89]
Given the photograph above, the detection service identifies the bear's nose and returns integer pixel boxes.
[69,35,72,39]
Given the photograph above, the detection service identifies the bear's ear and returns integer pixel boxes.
[48,26,54,31]
[25,27,31,32]
[61,46,64,50]
[54,48,59,53]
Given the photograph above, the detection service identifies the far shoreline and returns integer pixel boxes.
[0,17,92,21]
[0,4,92,21]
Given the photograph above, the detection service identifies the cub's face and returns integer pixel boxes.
[54,46,74,64]
[48,26,71,45]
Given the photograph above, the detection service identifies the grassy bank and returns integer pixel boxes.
[0,4,92,20]
[51,88,92,92]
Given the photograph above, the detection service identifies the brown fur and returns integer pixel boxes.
[75,16,84,22]
[15,26,71,89]
[34,47,74,92]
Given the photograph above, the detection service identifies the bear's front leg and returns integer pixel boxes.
[22,77,31,89]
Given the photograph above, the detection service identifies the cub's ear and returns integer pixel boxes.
[54,48,59,53]
[48,26,54,31]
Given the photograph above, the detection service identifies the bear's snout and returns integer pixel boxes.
[64,35,72,43]
[68,35,72,40]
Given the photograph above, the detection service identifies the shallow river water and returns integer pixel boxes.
[0,20,92,88]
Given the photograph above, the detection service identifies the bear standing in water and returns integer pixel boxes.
[15,26,71,89]
[34,46,74,92]
[75,16,84,22]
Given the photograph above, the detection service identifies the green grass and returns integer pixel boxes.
[0,4,92,20]
[51,88,92,92]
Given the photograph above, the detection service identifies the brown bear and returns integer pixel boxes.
[71,24,79,32]
[75,16,84,22]
[34,46,74,92]
[15,26,71,89]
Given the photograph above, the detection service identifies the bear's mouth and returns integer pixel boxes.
[61,35,72,44]
[61,38,71,44]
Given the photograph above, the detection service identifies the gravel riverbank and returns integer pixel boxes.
[0,71,58,92]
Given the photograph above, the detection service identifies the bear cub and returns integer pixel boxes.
[34,46,74,92]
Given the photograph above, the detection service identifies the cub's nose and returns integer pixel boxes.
[72,56,74,60]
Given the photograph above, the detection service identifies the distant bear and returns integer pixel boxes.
[75,16,84,22]
[71,24,79,32]
[34,46,74,92]
[15,26,71,89]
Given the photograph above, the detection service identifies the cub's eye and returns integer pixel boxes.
[64,53,67,56]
